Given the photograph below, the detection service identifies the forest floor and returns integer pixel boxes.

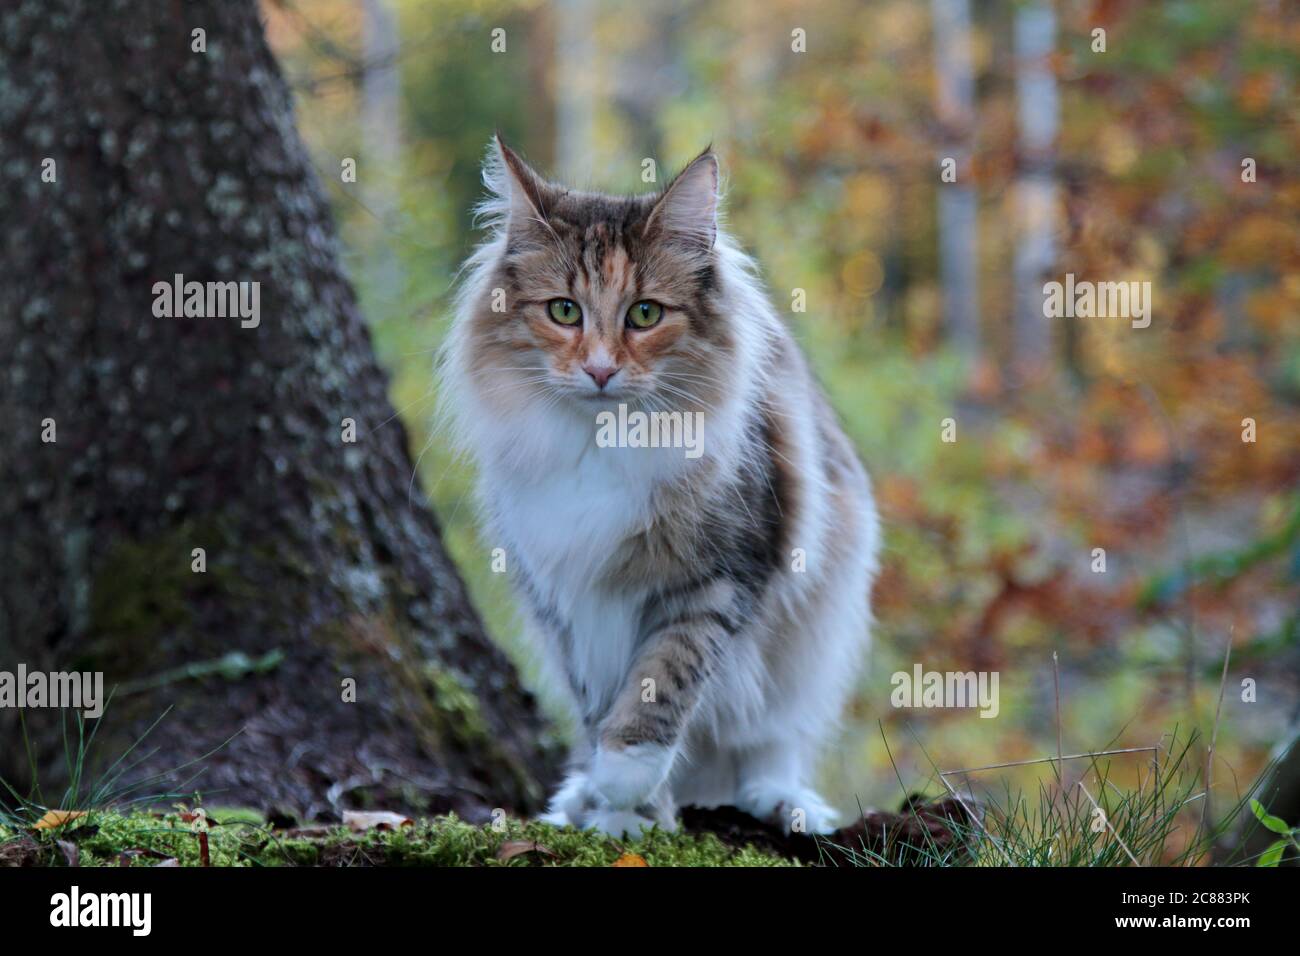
[0,797,976,868]
[0,810,796,867]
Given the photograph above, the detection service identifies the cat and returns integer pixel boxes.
[441,136,880,837]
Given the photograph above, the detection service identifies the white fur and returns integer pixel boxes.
[590,742,676,808]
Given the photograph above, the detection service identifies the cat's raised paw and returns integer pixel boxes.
[589,742,674,810]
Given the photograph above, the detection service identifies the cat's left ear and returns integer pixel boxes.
[646,148,718,250]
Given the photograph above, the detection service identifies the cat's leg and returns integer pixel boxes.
[668,736,737,810]
[735,739,840,834]
[732,543,871,834]
[587,611,732,823]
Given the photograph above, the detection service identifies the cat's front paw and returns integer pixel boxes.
[589,742,674,810]
[738,782,840,834]
[539,770,600,827]
[539,765,677,837]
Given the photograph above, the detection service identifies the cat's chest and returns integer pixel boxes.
[488,446,654,602]
[488,451,659,714]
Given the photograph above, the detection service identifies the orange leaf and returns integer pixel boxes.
[612,852,648,867]
[34,810,86,830]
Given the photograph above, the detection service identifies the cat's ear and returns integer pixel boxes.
[485,134,556,239]
[646,148,719,250]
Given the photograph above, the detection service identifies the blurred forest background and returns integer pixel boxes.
[263,0,1299,824]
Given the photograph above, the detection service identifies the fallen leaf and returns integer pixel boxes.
[496,840,557,863]
[343,810,413,833]
[612,852,648,867]
[33,810,86,830]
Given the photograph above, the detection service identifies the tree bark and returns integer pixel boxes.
[931,0,981,356]
[0,0,556,821]
[1012,2,1059,374]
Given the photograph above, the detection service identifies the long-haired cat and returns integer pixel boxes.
[442,137,880,836]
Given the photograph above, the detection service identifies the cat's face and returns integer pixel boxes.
[464,141,734,417]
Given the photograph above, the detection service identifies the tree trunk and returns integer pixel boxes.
[0,0,556,822]
[1012,2,1059,374]
[930,0,981,356]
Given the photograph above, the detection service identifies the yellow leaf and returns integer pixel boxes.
[34,810,86,830]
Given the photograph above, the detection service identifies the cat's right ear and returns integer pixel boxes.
[485,135,555,241]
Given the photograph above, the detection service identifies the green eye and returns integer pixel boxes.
[548,298,582,325]
[626,300,663,329]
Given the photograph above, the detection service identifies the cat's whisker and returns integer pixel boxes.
[660,370,723,395]
[368,387,438,435]
[406,431,441,510]
[658,369,717,386]
[654,380,714,413]
[473,375,556,398]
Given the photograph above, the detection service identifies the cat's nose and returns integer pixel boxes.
[582,363,619,389]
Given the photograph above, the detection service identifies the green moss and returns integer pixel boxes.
[88,536,192,651]
[420,663,545,807]
[0,810,797,867]
[315,611,546,809]
[84,516,244,669]
[424,665,492,750]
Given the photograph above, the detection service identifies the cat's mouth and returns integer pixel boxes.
[562,378,637,403]
[573,388,630,405]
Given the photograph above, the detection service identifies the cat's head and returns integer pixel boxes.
[454,137,741,421]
